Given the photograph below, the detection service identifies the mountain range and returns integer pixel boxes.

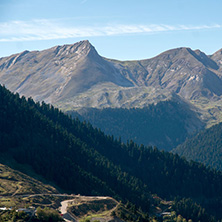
[2,40,222,149]
[1,40,222,127]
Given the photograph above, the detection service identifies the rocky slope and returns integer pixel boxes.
[0,40,132,104]
[113,47,222,100]
[1,40,222,126]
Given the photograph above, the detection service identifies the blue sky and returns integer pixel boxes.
[1,0,222,60]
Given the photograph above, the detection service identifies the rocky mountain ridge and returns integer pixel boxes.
[0,40,132,103]
[113,47,222,100]
[1,40,222,126]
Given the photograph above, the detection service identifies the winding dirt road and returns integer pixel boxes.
[60,199,78,222]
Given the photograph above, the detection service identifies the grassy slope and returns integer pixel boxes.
[0,163,57,196]
[0,160,62,208]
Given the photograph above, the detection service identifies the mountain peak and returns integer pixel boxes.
[50,40,98,58]
[74,39,94,51]
[80,39,91,45]
[212,48,222,56]
[208,49,222,69]
[151,47,192,61]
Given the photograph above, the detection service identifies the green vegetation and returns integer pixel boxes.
[0,193,71,210]
[0,163,62,209]
[36,207,63,222]
[190,98,222,128]
[173,122,222,171]
[160,211,192,222]
[113,202,149,222]
[172,198,215,222]
[69,99,203,151]
[1,84,222,220]
[0,207,63,222]
[0,163,57,197]
[69,197,117,219]
[0,210,31,222]
[72,198,150,222]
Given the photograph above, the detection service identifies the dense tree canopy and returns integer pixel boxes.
[69,99,203,151]
[173,122,222,171]
[1,84,222,221]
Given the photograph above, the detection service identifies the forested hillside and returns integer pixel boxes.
[1,84,222,221]
[173,122,222,171]
[69,99,203,150]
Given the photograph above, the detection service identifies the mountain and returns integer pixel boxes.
[112,47,221,100]
[1,84,222,221]
[210,48,222,74]
[52,45,222,122]
[1,40,222,128]
[0,40,132,104]
[172,122,222,171]
[69,98,204,151]
[4,40,222,150]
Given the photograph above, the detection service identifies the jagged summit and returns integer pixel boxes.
[212,48,222,56]
[50,40,98,58]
